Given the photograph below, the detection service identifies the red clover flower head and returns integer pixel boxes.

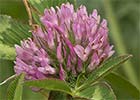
[14,3,114,81]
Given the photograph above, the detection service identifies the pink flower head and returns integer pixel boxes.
[14,3,114,80]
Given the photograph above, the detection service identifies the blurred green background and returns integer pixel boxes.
[0,0,139,99]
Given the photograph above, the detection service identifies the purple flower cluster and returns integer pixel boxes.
[14,3,114,80]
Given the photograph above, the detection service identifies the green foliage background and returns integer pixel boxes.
[0,0,139,99]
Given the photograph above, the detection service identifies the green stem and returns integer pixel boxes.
[103,0,139,90]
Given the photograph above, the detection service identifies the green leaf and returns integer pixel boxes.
[104,73,140,99]
[7,73,25,100]
[0,43,16,60]
[24,78,72,96]
[75,82,116,100]
[78,55,132,90]
[0,15,31,46]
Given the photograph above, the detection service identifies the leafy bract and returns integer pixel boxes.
[24,78,72,96]
[78,55,132,90]
[75,82,116,100]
